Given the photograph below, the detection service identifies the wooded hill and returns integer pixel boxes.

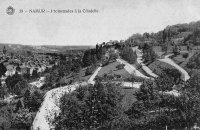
[125,20,200,46]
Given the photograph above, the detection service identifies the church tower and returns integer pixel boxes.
[3,46,6,55]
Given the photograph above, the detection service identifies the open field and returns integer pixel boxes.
[97,61,131,79]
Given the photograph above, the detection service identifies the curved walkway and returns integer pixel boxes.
[32,80,141,130]
[133,46,158,78]
[32,55,185,129]
[158,54,190,81]
[88,67,102,84]
[32,82,88,130]
[116,58,150,79]
[32,66,102,130]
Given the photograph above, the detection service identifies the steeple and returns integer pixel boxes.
[3,46,6,55]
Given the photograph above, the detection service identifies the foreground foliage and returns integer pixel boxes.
[53,82,131,130]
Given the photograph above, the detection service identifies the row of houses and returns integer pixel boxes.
[1,63,52,85]
[4,63,53,77]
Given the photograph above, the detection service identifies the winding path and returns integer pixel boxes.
[88,67,102,84]
[32,82,88,130]
[133,46,158,78]
[116,58,150,79]
[158,54,190,81]
[32,53,187,129]
[32,65,142,130]
[32,67,102,130]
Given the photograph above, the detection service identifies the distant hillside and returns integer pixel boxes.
[0,43,94,53]
[41,45,94,51]
[1,20,200,53]
[125,20,200,46]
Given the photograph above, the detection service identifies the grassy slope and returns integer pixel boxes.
[97,61,131,79]
[79,67,93,81]
[148,60,177,76]
[95,61,137,111]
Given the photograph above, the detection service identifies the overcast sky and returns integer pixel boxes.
[0,0,200,46]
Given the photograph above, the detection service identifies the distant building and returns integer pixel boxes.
[5,64,16,76]
[20,66,30,75]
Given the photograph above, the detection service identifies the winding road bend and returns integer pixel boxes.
[158,54,190,81]
[133,46,158,78]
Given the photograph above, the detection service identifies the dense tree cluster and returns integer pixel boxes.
[187,52,200,69]
[142,44,158,64]
[0,63,6,77]
[125,21,200,48]
[5,73,29,96]
[41,56,83,90]
[126,78,200,129]
[23,89,44,112]
[85,65,95,76]
[0,88,44,129]
[82,44,103,67]
[50,68,200,130]
[121,46,137,64]
[53,82,127,130]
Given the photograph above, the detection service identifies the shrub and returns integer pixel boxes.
[82,50,92,67]
[187,52,200,69]
[187,62,196,69]
[116,64,125,70]
[182,53,189,60]
[102,61,109,67]
[54,82,125,130]
[108,49,119,61]
[121,46,137,64]
[142,44,158,64]
[85,66,95,76]
[148,61,176,76]
[125,75,145,82]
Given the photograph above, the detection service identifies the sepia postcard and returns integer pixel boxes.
[0,0,200,130]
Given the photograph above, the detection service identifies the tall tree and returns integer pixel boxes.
[12,108,34,129]
[91,54,97,65]
[121,46,137,64]
[54,82,125,130]
[3,46,7,55]
[0,63,7,77]
[5,73,24,95]
[155,72,174,91]
[29,90,44,112]
[82,50,92,67]
[0,105,12,130]
[13,80,28,95]
[32,69,39,79]
[23,89,31,109]
[162,29,167,43]
[142,44,157,64]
